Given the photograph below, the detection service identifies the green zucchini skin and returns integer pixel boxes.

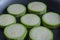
[42,12,60,28]
[0,14,16,28]
[42,20,60,28]
[29,26,53,40]
[28,2,47,15]
[4,23,27,40]
[7,4,26,17]
[20,14,41,28]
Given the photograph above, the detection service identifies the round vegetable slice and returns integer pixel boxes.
[4,23,27,40]
[28,2,47,15]
[42,12,60,28]
[0,14,16,27]
[7,4,26,16]
[21,14,41,28]
[29,26,53,40]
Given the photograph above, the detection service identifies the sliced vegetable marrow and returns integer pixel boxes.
[42,12,60,28]
[0,14,16,27]
[4,23,27,40]
[28,2,47,15]
[7,4,26,16]
[21,14,41,28]
[29,26,53,40]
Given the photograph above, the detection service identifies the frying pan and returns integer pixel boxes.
[0,0,60,40]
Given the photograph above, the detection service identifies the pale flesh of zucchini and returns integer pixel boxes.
[42,12,60,28]
[30,26,53,40]
[4,24,27,40]
[28,2,47,15]
[21,14,41,27]
[7,4,26,16]
[0,14,16,27]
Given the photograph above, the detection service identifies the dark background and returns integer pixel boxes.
[0,0,60,40]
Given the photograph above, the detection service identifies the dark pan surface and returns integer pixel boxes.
[0,0,60,40]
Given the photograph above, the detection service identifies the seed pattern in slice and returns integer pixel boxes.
[21,14,41,27]
[0,14,16,27]
[7,4,26,16]
[42,12,60,28]
[28,2,47,15]
[29,26,53,40]
[4,23,27,40]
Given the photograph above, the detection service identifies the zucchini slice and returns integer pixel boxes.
[0,14,16,27]
[7,4,26,16]
[29,26,53,40]
[42,12,60,28]
[28,2,47,15]
[21,14,41,27]
[4,23,27,40]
